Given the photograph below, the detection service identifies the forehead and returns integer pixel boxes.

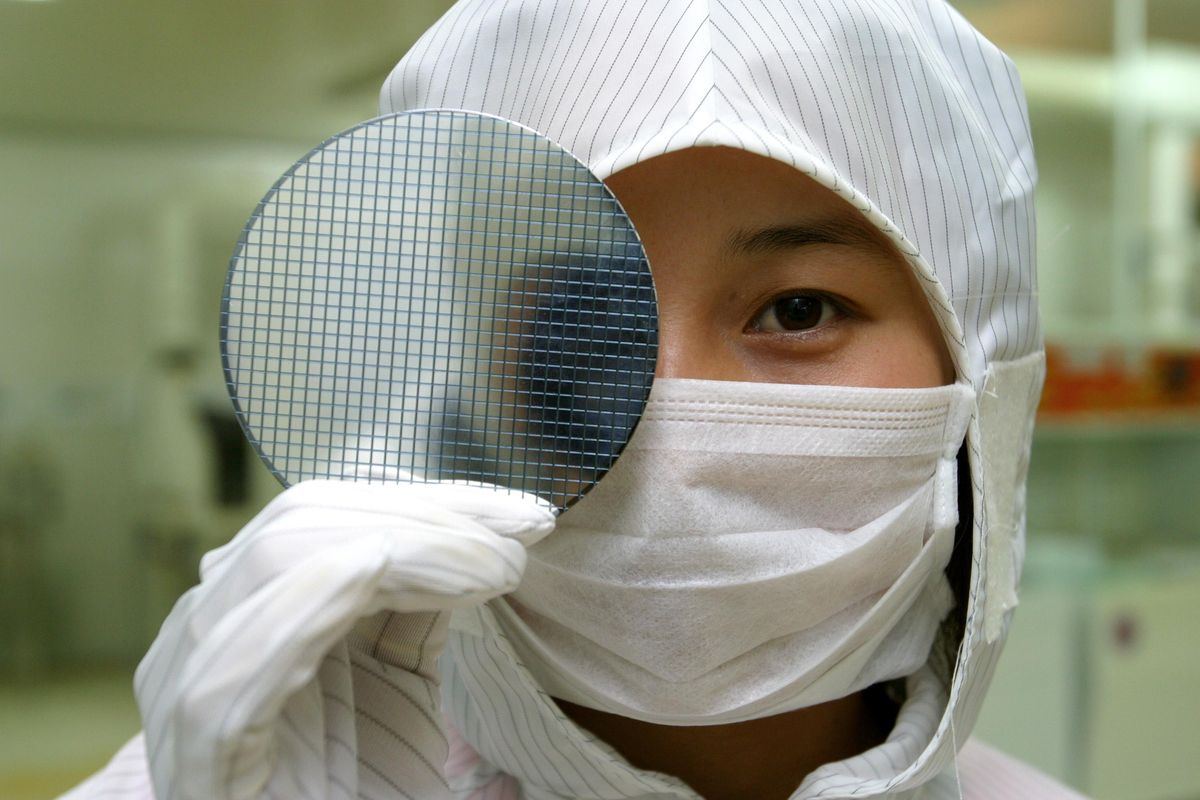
[604,146,907,268]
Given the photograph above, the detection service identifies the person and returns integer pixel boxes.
[64,0,1088,798]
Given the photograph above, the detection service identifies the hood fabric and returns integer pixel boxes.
[381,0,1042,795]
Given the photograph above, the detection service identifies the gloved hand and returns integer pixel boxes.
[133,479,555,800]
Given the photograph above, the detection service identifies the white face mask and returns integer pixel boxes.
[491,377,975,726]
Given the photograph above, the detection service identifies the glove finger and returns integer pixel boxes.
[395,481,557,546]
[200,508,526,624]
[199,480,554,581]
[373,528,527,610]
[280,479,556,546]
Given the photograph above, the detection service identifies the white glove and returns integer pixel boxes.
[133,479,555,800]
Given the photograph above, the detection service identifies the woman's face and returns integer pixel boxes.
[605,147,954,389]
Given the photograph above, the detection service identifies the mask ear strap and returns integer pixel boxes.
[931,386,976,563]
[931,454,960,569]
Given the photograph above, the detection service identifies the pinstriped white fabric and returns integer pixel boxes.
[383,1,1047,798]
[438,603,1084,799]
[442,604,947,799]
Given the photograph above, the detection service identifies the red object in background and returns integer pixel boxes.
[1040,344,1200,421]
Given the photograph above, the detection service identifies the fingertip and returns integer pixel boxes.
[500,512,556,547]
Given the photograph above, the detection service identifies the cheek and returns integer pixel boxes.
[852,321,953,388]
[851,269,955,388]
[867,350,945,388]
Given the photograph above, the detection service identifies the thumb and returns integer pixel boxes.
[369,481,558,547]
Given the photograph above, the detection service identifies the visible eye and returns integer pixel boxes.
[749,293,841,333]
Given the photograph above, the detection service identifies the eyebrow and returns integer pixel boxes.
[723,216,889,259]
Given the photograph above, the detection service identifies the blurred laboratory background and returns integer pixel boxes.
[0,0,1197,798]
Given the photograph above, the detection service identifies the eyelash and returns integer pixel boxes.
[746,291,850,335]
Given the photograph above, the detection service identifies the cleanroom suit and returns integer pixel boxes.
[65,0,1087,798]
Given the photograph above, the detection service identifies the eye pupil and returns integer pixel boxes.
[773,296,822,330]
